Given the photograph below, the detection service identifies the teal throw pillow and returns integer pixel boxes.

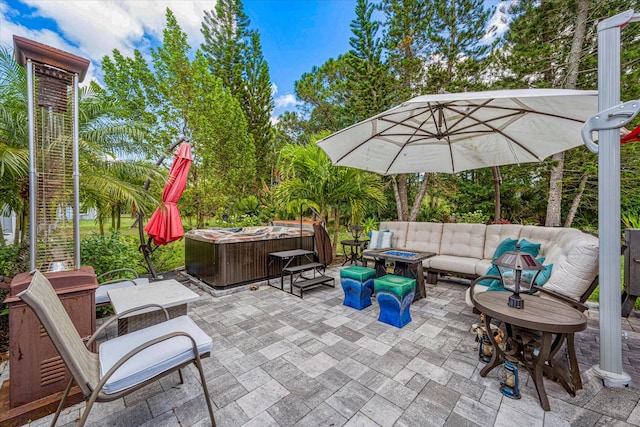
[487,280,509,292]
[492,237,518,260]
[522,261,553,287]
[518,239,541,257]
[477,264,501,287]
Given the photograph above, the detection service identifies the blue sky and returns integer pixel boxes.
[0,0,507,119]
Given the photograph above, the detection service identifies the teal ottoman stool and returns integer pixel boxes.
[374,275,416,328]
[340,266,377,309]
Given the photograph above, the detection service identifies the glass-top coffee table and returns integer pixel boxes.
[363,249,435,300]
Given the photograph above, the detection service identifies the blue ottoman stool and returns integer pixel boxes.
[340,266,376,310]
[374,275,416,328]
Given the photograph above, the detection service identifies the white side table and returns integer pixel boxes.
[108,279,200,335]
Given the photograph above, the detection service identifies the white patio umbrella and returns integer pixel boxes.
[317,88,598,220]
[318,89,598,175]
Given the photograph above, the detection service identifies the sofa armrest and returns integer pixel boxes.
[531,285,589,312]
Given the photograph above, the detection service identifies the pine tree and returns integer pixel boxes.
[294,56,352,133]
[426,0,490,92]
[200,0,249,98]
[243,31,275,185]
[381,0,432,104]
[201,0,274,187]
[345,0,392,122]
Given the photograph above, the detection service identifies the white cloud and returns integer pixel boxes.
[1,0,213,83]
[274,94,300,109]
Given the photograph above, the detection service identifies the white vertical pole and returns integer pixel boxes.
[73,73,81,270]
[26,60,36,271]
[592,10,634,387]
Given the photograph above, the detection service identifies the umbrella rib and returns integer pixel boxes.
[329,114,411,165]
[383,105,440,175]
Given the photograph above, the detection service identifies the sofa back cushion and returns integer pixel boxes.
[379,221,409,248]
[519,226,599,301]
[439,223,486,258]
[483,224,524,259]
[545,234,599,301]
[518,226,581,260]
[405,222,443,253]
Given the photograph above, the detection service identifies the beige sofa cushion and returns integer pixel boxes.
[439,223,486,258]
[429,255,481,276]
[379,221,410,248]
[405,222,443,254]
[518,226,582,260]
[543,233,599,301]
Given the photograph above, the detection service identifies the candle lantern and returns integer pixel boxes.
[500,356,521,399]
[493,243,545,309]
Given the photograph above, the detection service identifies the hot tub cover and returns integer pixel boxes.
[185,226,314,244]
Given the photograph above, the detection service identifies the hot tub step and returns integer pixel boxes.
[291,275,335,298]
[283,262,324,274]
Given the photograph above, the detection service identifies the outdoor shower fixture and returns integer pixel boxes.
[13,35,89,271]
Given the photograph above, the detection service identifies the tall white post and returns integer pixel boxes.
[26,60,36,271]
[592,10,637,387]
[73,73,81,270]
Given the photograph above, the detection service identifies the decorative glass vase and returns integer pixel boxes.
[500,356,521,399]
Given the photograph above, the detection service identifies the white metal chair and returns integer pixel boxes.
[17,270,216,426]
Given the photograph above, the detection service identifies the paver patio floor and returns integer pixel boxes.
[17,266,640,426]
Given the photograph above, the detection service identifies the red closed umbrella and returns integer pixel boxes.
[144,143,192,245]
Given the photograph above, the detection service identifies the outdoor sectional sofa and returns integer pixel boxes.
[365,221,599,305]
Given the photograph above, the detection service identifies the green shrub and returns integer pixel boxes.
[80,231,145,276]
[0,244,20,277]
[361,217,379,234]
[148,243,185,272]
[452,210,490,224]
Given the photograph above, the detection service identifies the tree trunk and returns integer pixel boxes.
[19,210,28,244]
[492,166,501,223]
[544,0,588,227]
[332,204,341,257]
[564,173,589,228]
[397,174,409,220]
[391,175,403,220]
[14,215,21,245]
[409,174,430,221]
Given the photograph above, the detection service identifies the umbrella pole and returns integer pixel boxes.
[590,10,637,387]
[492,166,501,223]
[139,137,185,279]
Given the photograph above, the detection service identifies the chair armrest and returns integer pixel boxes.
[97,268,139,284]
[87,303,170,347]
[531,285,589,312]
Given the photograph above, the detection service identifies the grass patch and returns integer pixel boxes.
[587,255,640,310]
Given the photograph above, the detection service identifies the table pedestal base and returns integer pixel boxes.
[479,315,583,411]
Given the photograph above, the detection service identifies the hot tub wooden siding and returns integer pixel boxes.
[185,235,314,289]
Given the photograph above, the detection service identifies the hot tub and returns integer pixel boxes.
[185,226,315,289]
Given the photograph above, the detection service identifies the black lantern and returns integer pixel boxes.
[493,243,545,309]
[349,224,364,242]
